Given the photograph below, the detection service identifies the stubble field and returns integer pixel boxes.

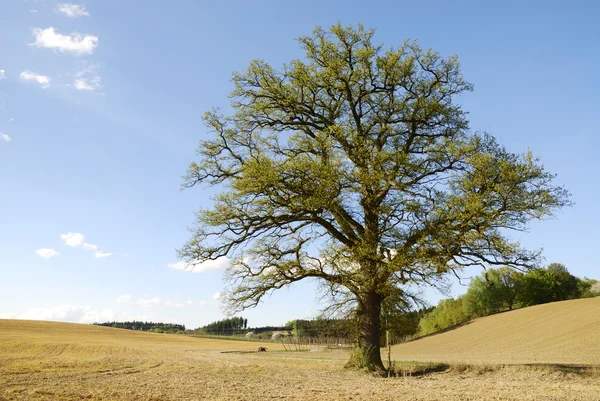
[2,300,600,401]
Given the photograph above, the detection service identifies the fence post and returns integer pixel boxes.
[386,330,392,377]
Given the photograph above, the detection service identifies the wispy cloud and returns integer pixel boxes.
[136,297,193,308]
[193,292,222,306]
[1,133,10,142]
[32,27,98,55]
[74,78,99,91]
[0,70,5,80]
[137,298,162,307]
[72,64,102,92]
[56,3,89,18]
[116,294,132,303]
[187,293,221,307]
[35,248,60,259]
[0,305,149,324]
[167,257,229,273]
[60,232,113,258]
[20,71,50,88]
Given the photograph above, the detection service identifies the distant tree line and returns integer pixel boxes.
[285,318,351,338]
[281,312,432,344]
[382,308,434,344]
[94,321,185,333]
[194,317,247,335]
[418,263,599,336]
[191,317,291,335]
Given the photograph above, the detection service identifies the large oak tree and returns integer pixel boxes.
[180,24,570,373]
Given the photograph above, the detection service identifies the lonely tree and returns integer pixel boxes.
[180,24,570,373]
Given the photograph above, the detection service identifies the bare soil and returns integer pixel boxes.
[1,315,599,400]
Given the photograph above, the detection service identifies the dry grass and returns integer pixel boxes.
[392,298,600,365]
[1,313,600,400]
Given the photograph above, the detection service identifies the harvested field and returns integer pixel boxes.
[392,298,600,365]
[1,314,600,400]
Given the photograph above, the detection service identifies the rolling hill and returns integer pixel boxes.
[391,297,600,365]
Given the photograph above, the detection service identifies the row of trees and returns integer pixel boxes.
[94,321,186,333]
[196,317,248,334]
[419,264,599,335]
[192,317,292,335]
[286,318,352,338]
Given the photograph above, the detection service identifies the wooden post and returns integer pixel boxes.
[386,330,391,377]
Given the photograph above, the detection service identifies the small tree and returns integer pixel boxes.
[494,267,525,310]
[465,267,524,315]
[545,263,580,301]
[464,275,499,317]
[578,278,600,298]
[521,263,581,306]
[180,24,570,373]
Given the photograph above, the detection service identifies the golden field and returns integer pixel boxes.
[2,299,600,400]
[392,297,600,365]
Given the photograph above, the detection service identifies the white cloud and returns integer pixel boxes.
[56,3,89,18]
[74,79,93,91]
[20,71,50,88]
[116,294,132,303]
[61,232,85,247]
[0,70,5,80]
[4,304,114,324]
[186,300,193,305]
[1,133,10,142]
[167,257,229,273]
[35,248,59,259]
[0,312,17,319]
[137,298,161,307]
[60,232,112,258]
[74,77,101,91]
[30,9,39,13]
[32,27,98,55]
[187,294,220,307]
[72,65,102,92]
[0,305,153,325]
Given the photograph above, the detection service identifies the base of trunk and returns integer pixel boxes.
[345,346,387,376]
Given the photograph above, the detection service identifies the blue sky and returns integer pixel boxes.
[0,0,598,328]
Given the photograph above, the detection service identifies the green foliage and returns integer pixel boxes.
[286,318,351,338]
[197,317,247,335]
[464,267,524,317]
[180,23,570,370]
[520,263,582,306]
[418,298,469,336]
[578,278,600,298]
[382,308,433,343]
[421,264,595,336]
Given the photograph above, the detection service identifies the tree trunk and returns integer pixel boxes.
[345,291,386,375]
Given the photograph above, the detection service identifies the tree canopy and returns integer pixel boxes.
[180,24,570,373]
